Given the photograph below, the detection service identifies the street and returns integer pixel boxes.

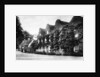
[16,51,83,60]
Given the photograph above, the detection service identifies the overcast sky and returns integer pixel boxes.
[18,15,73,35]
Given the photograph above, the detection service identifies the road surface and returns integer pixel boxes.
[16,51,83,60]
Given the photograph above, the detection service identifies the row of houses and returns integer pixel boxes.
[19,16,83,56]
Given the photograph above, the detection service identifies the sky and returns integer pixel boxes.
[18,15,73,35]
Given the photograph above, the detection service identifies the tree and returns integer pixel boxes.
[23,30,31,39]
[16,16,24,49]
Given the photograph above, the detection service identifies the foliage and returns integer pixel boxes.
[16,16,24,49]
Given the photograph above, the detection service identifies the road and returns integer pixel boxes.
[16,51,83,60]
